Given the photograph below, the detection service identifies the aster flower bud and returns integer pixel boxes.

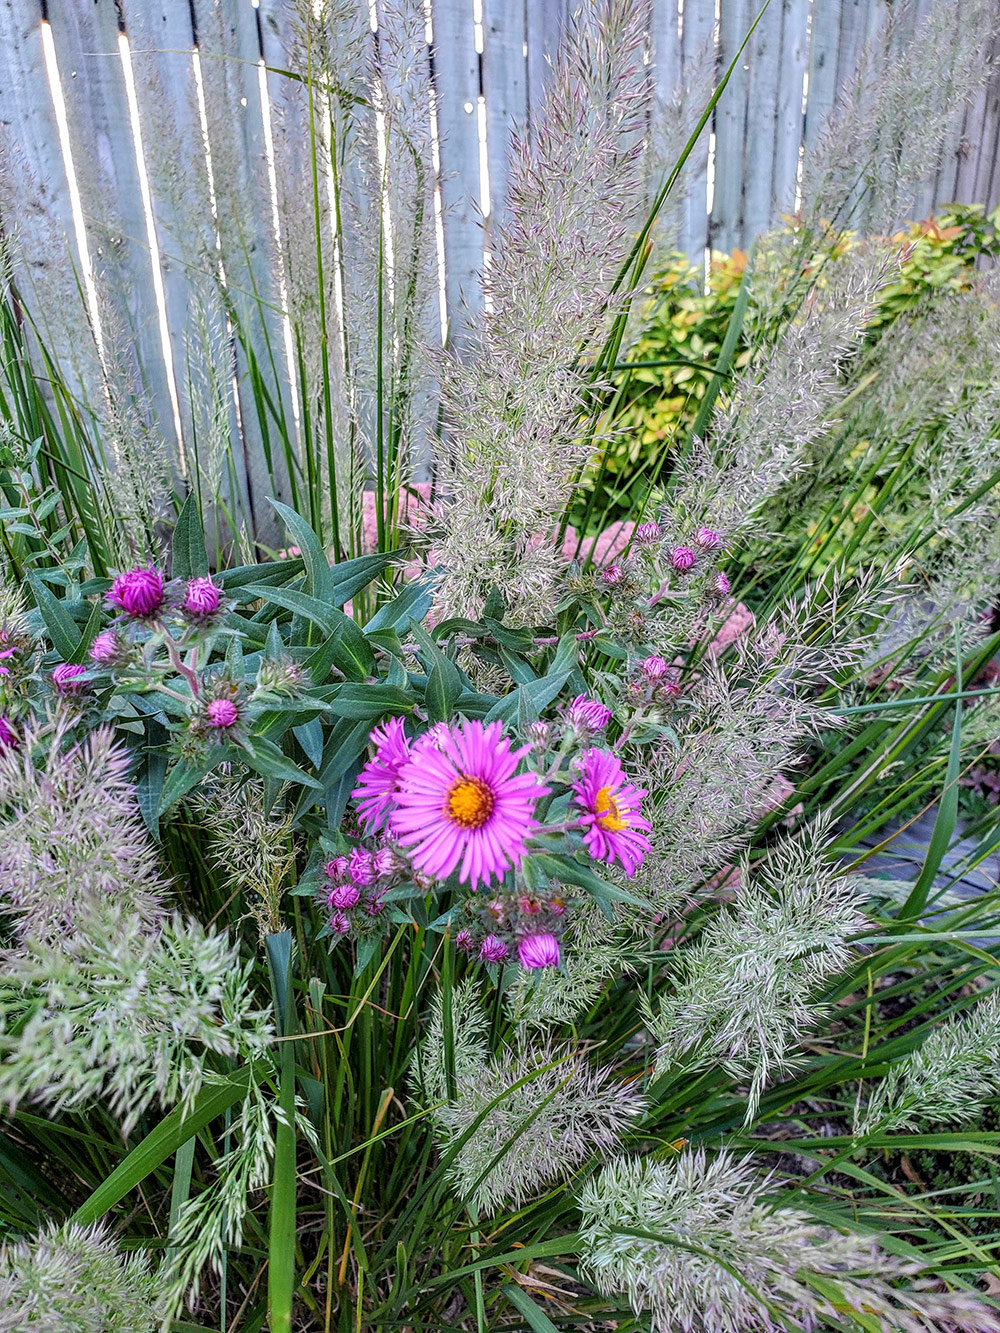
[325,855,351,879]
[568,693,612,733]
[89,630,124,666]
[479,934,509,963]
[364,894,385,916]
[694,526,721,549]
[349,848,376,886]
[548,895,567,916]
[634,521,661,544]
[255,654,304,697]
[640,654,668,680]
[51,662,88,694]
[669,546,696,572]
[525,720,552,750]
[372,846,397,879]
[182,576,221,620]
[329,910,352,934]
[455,928,477,952]
[601,563,625,587]
[0,715,18,748]
[714,571,731,596]
[518,932,560,969]
[205,698,239,729]
[328,882,360,910]
[106,566,165,619]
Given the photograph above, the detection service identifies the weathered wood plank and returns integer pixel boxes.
[802,0,842,161]
[711,0,750,253]
[481,0,527,236]
[772,0,809,219]
[430,0,484,348]
[741,0,783,241]
[524,0,565,139]
[679,0,713,260]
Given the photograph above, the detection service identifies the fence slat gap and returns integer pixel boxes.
[117,31,185,462]
[39,20,106,364]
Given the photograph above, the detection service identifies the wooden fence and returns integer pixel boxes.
[0,0,998,531]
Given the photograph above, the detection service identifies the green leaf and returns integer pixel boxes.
[327,683,414,720]
[239,583,350,638]
[72,1069,253,1226]
[330,550,399,607]
[332,618,376,682]
[502,1285,560,1333]
[171,490,210,580]
[27,574,80,660]
[242,735,323,789]
[157,757,218,819]
[365,582,432,634]
[484,669,574,725]
[529,852,648,913]
[268,499,335,603]
[425,657,462,722]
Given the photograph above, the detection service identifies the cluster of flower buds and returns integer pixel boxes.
[455,887,569,970]
[315,843,403,941]
[104,566,227,629]
[634,654,681,703]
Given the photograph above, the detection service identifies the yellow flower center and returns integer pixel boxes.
[447,776,495,829]
[595,784,628,832]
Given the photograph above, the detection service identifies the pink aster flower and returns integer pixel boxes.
[182,576,221,619]
[107,566,165,618]
[325,855,350,879]
[479,935,509,963]
[640,655,668,680]
[0,715,18,749]
[669,546,696,572]
[572,748,652,878]
[568,693,612,733]
[52,663,87,694]
[518,932,560,969]
[634,521,661,544]
[389,719,549,890]
[348,848,376,886]
[205,698,239,729]
[328,882,360,910]
[352,716,411,833]
[329,910,351,935]
[694,527,721,549]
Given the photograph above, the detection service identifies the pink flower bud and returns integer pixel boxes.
[601,563,625,586]
[206,698,239,729]
[372,846,397,879]
[695,527,721,550]
[715,572,731,596]
[328,882,360,910]
[634,521,661,544]
[568,694,612,732]
[517,932,560,969]
[364,894,385,916]
[640,655,669,680]
[52,663,87,694]
[325,856,351,879]
[669,546,696,572]
[89,631,121,665]
[455,928,476,952]
[348,848,376,886]
[479,934,509,963]
[107,567,164,618]
[0,716,18,749]
[329,910,352,934]
[182,576,221,619]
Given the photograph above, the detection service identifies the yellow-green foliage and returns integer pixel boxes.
[575,204,1000,530]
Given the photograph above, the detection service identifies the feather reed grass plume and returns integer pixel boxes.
[431,0,650,622]
[858,990,1000,1136]
[579,1149,1000,1333]
[0,1221,162,1333]
[412,982,643,1213]
[648,829,867,1118]
[0,722,165,943]
[0,908,273,1136]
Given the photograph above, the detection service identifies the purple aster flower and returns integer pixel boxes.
[601,563,625,586]
[518,932,560,969]
[640,655,669,680]
[51,663,87,694]
[568,693,612,733]
[328,882,360,910]
[325,855,351,879]
[329,910,351,935]
[479,934,509,963]
[352,716,411,833]
[205,698,239,729]
[715,571,731,596]
[634,521,661,544]
[389,719,550,891]
[455,928,476,952]
[89,631,121,666]
[0,715,18,749]
[182,576,221,620]
[106,566,165,619]
[669,546,696,572]
[348,848,376,886]
[694,527,721,550]
[572,748,652,878]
